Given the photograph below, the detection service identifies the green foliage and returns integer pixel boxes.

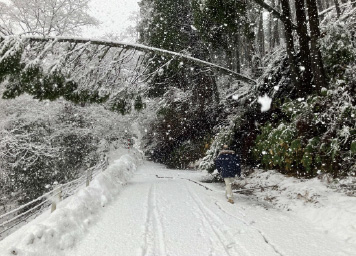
[253,123,299,173]
[0,38,23,82]
[3,67,112,105]
[134,95,145,111]
[253,88,356,177]
[191,0,253,72]
[165,136,211,169]
[110,98,130,115]
[351,141,356,155]
[254,122,326,177]
[199,18,356,179]
[138,0,220,167]
[145,88,218,168]
[0,38,115,107]
[320,23,356,81]
[192,0,252,49]
[138,0,200,97]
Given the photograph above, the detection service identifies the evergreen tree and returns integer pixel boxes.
[191,0,253,73]
[138,0,220,167]
[138,0,219,106]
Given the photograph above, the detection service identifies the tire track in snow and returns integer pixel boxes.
[140,184,154,256]
[215,201,284,256]
[183,181,251,256]
[140,184,166,256]
[152,183,167,256]
[190,199,221,256]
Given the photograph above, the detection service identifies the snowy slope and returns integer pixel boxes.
[234,169,356,248]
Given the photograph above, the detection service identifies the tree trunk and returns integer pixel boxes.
[257,11,265,58]
[245,37,253,70]
[295,0,313,95]
[278,0,285,45]
[268,12,273,51]
[232,33,241,73]
[306,0,328,92]
[280,0,301,89]
[272,0,280,49]
[333,0,341,17]
[226,33,241,73]
[271,19,280,49]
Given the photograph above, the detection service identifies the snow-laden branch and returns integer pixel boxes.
[0,129,60,169]
[319,1,356,16]
[11,35,257,85]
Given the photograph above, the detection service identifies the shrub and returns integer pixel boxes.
[320,22,356,81]
[253,90,356,178]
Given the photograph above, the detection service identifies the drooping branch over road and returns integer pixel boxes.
[1,35,257,85]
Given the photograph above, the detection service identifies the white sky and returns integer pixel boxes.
[83,0,140,40]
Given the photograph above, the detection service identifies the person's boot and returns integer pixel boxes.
[228,198,234,204]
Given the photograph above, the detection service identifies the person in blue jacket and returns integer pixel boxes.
[215,145,241,204]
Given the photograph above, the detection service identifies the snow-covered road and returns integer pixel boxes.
[65,162,353,256]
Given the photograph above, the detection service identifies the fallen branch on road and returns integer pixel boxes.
[156,175,277,193]
[155,175,213,191]
[233,185,279,194]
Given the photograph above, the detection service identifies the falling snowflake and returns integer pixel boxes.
[257,94,272,112]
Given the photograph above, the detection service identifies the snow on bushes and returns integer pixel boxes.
[0,152,140,256]
[250,17,356,178]
[320,21,356,81]
[253,88,356,177]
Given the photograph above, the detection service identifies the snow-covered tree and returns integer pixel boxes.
[0,90,133,203]
[0,0,98,36]
[137,0,222,167]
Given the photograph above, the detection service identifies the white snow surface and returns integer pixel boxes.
[236,169,356,249]
[1,161,356,256]
[0,150,141,256]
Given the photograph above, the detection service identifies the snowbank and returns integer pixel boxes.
[0,152,141,256]
[235,170,356,247]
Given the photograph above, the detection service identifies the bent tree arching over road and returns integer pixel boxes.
[0,35,256,108]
